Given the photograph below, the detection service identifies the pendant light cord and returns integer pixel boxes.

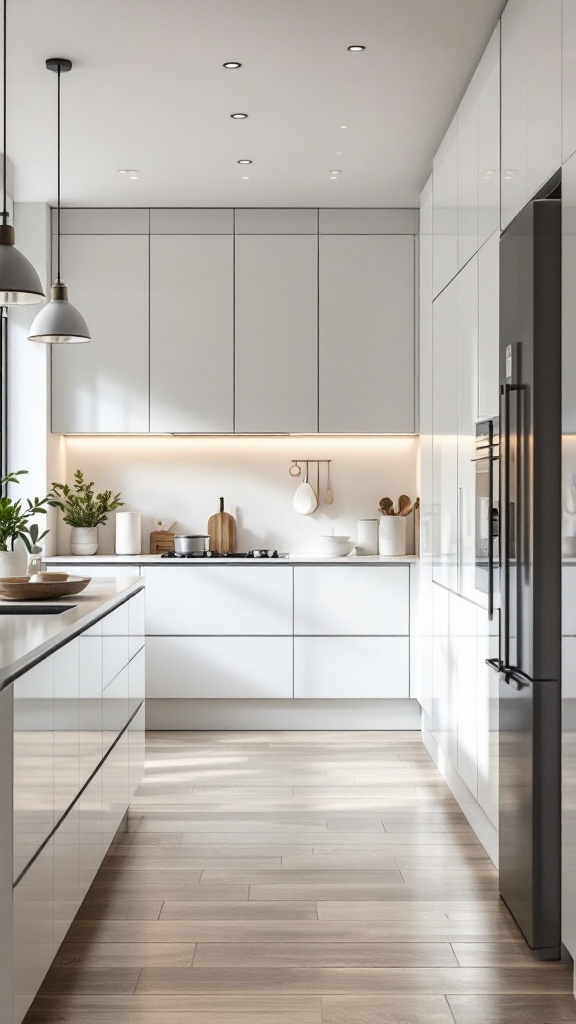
[2,0,7,226]
[56,62,61,281]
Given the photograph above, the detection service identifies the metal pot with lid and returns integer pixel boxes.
[174,535,211,554]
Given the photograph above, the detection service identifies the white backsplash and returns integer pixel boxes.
[58,435,418,556]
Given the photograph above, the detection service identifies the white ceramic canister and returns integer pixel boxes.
[356,519,379,555]
[115,512,142,555]
[378,515,407,557]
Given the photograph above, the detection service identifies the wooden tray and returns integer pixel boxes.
[0,575,91,601]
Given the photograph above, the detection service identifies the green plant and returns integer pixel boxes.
[51,469,123,528]
[0,470,59,552]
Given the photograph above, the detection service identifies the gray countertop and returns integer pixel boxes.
[0,576,143,690]
[46,554,419,566]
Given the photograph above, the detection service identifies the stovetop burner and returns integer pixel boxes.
[161,549,281,559]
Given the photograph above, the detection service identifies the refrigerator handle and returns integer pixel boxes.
[487,448,496,621]
[500,383,512,671]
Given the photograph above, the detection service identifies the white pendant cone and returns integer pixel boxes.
[28,282,90,343]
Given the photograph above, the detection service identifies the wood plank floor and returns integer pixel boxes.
[28,731,576,1024]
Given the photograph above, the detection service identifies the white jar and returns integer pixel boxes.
[378,515,407,557]
[356,519,379,555]
[115,512,142,555]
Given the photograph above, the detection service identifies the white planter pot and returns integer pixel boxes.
[378,515,407,557]
[70,526,99,556]
[0,548,26,576]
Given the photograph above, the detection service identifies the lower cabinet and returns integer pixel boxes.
[294,637,409,698]
[13,838,54,1024]
[146,636,293,698]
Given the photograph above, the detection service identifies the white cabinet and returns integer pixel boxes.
[294,566,409,636]
[318,235,415,433]
[13,837,54,1024]
[431,583,457,767]
[501,0,562,229]
[457,85,479,270]
[457,256,479,603]
[147,636,293,698]
[452,593,478,798]
[477,231,500,421]
[432,280,459,591]
[13,658,54,881]
[563,154,576,434]
[144,565,293,635]
[149,234,233,432]
[294,637,409,699]
[563,0,576,162]
[53,639,80,824]
[433,116,458,296]
[51,234,149,432]
[478,25,501,247]
[234,235,318,433]
[417,179,434,717]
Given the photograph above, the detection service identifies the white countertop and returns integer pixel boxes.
[0,576,143,690]
[46,554,419,566]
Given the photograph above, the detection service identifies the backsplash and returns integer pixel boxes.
[57,436,418,555]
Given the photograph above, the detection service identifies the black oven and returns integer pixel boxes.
[474,417,499,617]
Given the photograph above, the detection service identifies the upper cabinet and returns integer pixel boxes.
[563,0,576,163]
[563,152,576,434]
[477,25,501,247]
[51,210,150,433]
[319,219,415,433]
[457,83,479,270]
[235,211,318,433]
[149,210,234,433]
[501,0,562,230]
[51,208,417,435]
[433,117,458,297]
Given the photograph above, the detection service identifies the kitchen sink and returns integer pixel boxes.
[0,604,76,615]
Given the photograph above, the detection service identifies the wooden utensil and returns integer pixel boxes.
[325,462,334,505]
[379,497,394,516]
[398,494,411,515]
[293,462,318,515]
[208,497,237,554]
[400,497,419,517]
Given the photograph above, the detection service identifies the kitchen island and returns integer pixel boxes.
[0,577,145,1024]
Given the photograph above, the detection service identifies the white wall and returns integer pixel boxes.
[58,434,418,556]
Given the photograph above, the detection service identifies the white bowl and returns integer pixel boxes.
[319,535,354,557]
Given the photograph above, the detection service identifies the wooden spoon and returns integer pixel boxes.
[400,496,420,517]
[325,462,334,505]
[379,497,394,516]
[397,494,411,515]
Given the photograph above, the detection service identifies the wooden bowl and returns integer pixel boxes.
[0,575,91,601]
[28,572,70,583]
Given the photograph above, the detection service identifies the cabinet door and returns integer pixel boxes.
[235,235,318,433]
[146,636,293,698]
[477,609,499,827]
[102,733,129,852]
[418,180,434,717]
[294,567,409,636]
[144,565,293,635]
[452,593,478,798]
[52,235,149,432]
[294,637,409,698]
[431,584,457,768]
[128,590,146,659]
[478,24,501,247]
[564,0,576,162]
[527,0,562,199]
[457,256,479,604]
[319,235,415,433]
[501,0,529,229]
[129,702,146,800]
[563,154,576,434]
[457,83,479,270]
[79,634,103,790]
[433,116,458,295]
[54,804,79,950]
[13,658,54,881]
[53,639,80,824]
[78,770,102,901]
[477,231,500,421]
[432,281,458,592]
[150,235,233,432]
[13,837,54,1024]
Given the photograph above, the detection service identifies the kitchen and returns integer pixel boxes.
[1,0,576,1022]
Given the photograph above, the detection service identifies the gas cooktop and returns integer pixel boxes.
[161,550,283,559]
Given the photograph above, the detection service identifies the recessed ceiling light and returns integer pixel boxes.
[231,112,248,119]
[238,159,252,165]
[336,150,343,156]
[223,61,242,69]
[347,45,366,51]
[241,175,250,180]
[330,169,342,175]
[339,125,349,130]
[118,168,139,178]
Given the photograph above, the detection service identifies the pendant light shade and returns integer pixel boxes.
[28,57,90,344]
[0,0,44,304]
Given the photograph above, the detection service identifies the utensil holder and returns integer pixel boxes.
[356,519,379,555]
[378,515,407,557]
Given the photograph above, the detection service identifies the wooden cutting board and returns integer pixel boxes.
[208,498,237,554]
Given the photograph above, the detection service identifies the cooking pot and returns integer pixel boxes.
[174,535,211,554]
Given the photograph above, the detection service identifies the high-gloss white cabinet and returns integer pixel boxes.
[431,583,457,767]
[478,25,501,247]
[476,614,499,828]
[145,565,293,636]
[432,280,459,591]
[433,116,458,296]
[149,235,234,432]
[452,593,478,798]
[563,154,576,434]
[147,636,293,698]
[13,836,54,1024]
[501,0,562,230]
[457,256,479,603]
[318,234,415,433]
[235,234,318,433]
[457,84,479,270]
[477,231,500,421]
[294,637,409,699]
[564,0,576,162]
[51,233,149,432]
[294,566,409,636]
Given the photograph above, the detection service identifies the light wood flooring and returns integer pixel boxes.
[28,731,576,1024]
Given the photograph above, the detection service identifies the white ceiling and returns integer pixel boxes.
[5,0,504,209]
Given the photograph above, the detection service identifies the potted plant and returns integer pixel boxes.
[0,470,59,575]
[52,470,124,555]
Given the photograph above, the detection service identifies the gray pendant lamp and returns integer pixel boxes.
[0,0,44,304]
[28,58,90,343]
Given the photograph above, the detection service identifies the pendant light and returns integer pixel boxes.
[28,58,90,343]
[0,0,44,304]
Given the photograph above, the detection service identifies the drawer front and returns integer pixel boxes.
[146,636,293,698]
[49,563,142,578]
[128,590,146,658]
[144,566,293,635]
[294,637,409,698]
[294,566,409,635]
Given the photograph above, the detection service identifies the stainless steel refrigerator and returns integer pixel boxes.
[488,193,562,958]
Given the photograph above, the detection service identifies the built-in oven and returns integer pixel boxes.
[473,417,499,618]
